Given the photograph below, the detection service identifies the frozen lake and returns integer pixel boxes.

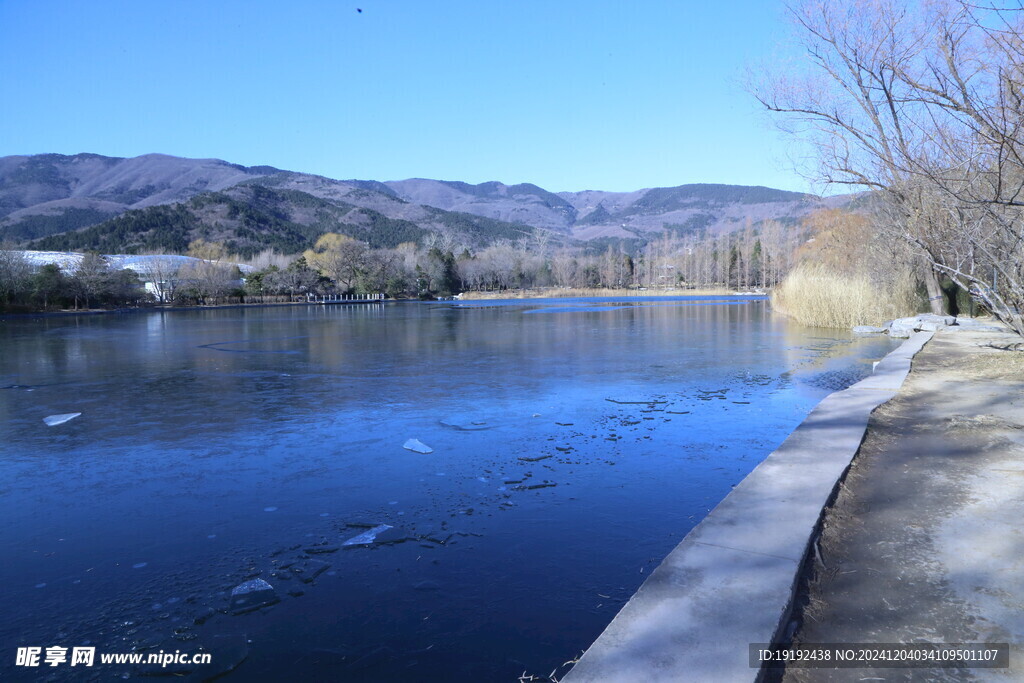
[0,297,896,680]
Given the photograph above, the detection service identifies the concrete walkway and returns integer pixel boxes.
[564,332,935,683]
[782,325,1024,682]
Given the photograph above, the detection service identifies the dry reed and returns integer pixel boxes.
[771,262,920,328]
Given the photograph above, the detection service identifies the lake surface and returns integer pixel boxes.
[0,297,896,681]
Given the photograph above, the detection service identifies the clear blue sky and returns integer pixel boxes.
[0,0,809,193]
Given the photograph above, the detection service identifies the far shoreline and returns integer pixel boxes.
[0,300,386,319]
[457,286,758,300]
[0,289,766,318]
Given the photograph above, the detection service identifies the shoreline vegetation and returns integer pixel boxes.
[771,262,921,329]
[766,211,931,329]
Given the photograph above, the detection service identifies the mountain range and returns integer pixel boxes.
[0,153,855,255]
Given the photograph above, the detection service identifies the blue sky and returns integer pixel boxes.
[0,1,809,193]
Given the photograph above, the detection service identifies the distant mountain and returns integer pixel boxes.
[0,153,280,239]
[0,153,858,255]
[555,184,849,240]
[385,178,578,231]
[381,179,847,240]
[27,178,534,256]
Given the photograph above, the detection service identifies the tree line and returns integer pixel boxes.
[244,222,802,299]
[1,218,809,312]
[0,251,149,312]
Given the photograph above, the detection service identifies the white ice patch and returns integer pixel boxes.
[231,578,274,596]
[43,412,81,427]
[342,524,394,546]
[403,438,433,454]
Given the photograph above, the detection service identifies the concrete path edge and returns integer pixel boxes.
[563,330,935,683]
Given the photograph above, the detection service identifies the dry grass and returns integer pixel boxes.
[772,262,920,328]
[962,344,1024,378]
[458,287,736,300]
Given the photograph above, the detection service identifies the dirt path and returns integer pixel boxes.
[780,325,1024,682]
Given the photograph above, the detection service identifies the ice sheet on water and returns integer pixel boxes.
[403,438,433,454]
[43,412,81,426]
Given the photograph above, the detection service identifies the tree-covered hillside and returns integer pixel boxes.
[28,185,534,256]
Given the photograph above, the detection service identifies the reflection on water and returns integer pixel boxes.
[0,298,896,681]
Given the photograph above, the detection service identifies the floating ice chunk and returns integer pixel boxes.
[132,562,147,569]
[440,417,490,431]
[403,439,433,454]
[231,578,272,595]
[342,524,394,546]
[304,545,340,554]
[229,578,279,614]
[297,559,331,583]
[43,412,81,427]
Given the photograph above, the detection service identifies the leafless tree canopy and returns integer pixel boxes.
[753,0,1024,334]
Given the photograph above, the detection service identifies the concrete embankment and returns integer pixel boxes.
[781,324,1024,683]
[564,328,936,682]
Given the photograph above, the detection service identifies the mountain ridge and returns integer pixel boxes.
[0,153,857,254]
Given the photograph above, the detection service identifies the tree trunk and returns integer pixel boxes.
[924,268,948,315]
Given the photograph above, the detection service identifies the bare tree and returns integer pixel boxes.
[547,249,573,288]
[143,255,184,303]
[0,249,33,309]
[177,260,240,304]
[75,253,109,309]
[304,233,369,291]
[187,239,227,262]
[753,0,1024,333]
